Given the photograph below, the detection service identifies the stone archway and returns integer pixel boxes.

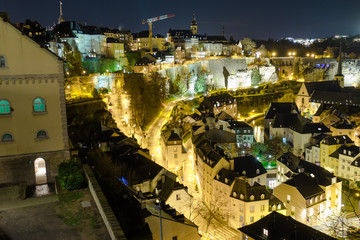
[34,158,47,185]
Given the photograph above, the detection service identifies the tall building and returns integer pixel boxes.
[0,16,69,185]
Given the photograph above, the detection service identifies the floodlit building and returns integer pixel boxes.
[0,16,70,185]
[161,130,187,172]
[274,173,341,226]
[268,111,330,156]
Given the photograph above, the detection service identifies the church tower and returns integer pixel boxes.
[190,12,198,35]
[58,0,65,24]
[335,40,344,88]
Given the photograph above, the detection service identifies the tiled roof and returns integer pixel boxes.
[284,174,325,199]
[304,81,341,94]
[233,155,267,178]
[239,211,337,240]
[321,135,353,145]
[264,102,299,119]
[329,145,360,159]
[214,168,238,186]
[230,179,271,202]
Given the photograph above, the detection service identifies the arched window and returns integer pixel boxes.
[0,100,11,115]
[1,133,13,142]
[260,194,265,200]
[33,98,46,112]
[36,130,48,139]
[250,195,254,201]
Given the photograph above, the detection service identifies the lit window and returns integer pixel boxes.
[250,206,255,212]
[1,133,13,142]
[0,100,11,114]
[33,98,46,112]
[263,228,268,236]
[0,56,5,67]
[36,130,48,139]
[261,204,265,211]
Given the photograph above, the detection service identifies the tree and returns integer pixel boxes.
[241,38,256,56]
[63,43,83,76]
[324,46,334,58]
[58,160,84,191]
[194,72,207,93]
[251,68,262,86]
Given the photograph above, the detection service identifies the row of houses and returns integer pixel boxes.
[159,92,342,236]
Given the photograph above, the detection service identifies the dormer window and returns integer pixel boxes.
[256,169,260,175]
[240,194,244,200]
[260,194,265,199]
[250,195,254,201]
[233,192,237,197]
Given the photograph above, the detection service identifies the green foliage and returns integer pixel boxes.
[194,73,207,93]
[241,38,256,56]
[98,88,109,94]
[82,58,123,74]
[170,75,187,96]
[126,51,141,66]
[58,160,84,191]
[251,68,262,86]
[91,88,101,99]
[123,73,167,130]
[64,43,83,76]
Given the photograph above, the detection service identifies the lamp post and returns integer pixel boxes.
[155,199,163,240]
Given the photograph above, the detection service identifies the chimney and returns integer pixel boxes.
[230,159,234,170]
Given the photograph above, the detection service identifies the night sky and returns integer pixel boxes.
[2,0,360,40]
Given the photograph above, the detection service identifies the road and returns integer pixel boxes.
[145,98,185,165]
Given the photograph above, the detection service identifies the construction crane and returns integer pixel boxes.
[142,14,175,54]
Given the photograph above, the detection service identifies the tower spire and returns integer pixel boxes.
[335,39,344,88]
[58,0,65,24]
[190,11,198,35]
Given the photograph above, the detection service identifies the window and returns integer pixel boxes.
[250,216,254,222]
[263,228,268,236]
[260,194,265,200]
[33,98,46,112]
[261,204,265,211]
[1,133,13,142]
[172,237,178,240]
[287,194,291,203]
[174,153,177,158]
[0,100,11,115]
[173,147,177,152]
[240,215,243,222]
[0,56,5,67]
[250,206,255,213]
[176,194,181,200]
[250,195,254,201]
[36,130,48,139]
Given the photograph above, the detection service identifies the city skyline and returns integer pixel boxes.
[2,0,360,40]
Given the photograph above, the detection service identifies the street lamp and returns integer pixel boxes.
[155,199,163,240]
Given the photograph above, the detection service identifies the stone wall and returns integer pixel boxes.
[157,57,277,92]
[0,150,70,185]
[299,58,360,86]
[83,164,127,240]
